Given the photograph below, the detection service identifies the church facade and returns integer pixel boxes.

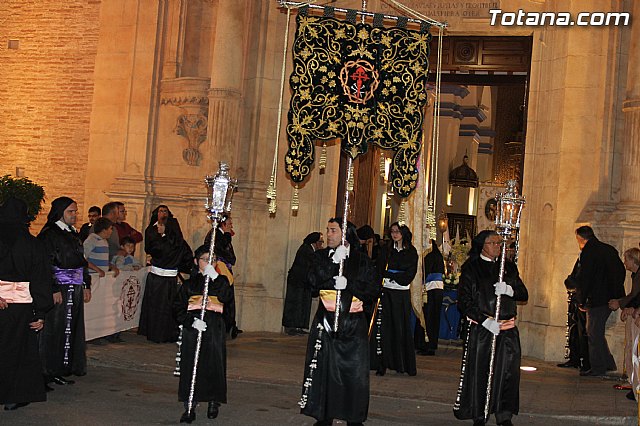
[1,0,637,363]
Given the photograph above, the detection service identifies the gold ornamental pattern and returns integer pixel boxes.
[285,10,431,197]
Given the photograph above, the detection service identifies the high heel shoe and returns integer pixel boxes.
[207,401,219,419]
[179,409,196,423]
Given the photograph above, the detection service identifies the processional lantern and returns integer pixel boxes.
[204,162,237,222]
[494,179,525,237]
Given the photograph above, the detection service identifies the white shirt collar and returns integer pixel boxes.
[480,254,495,262]
[55,220,76,232]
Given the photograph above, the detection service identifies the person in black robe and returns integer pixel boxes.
[415,239,445,356]
[453,230,528,426]
[203,214,241,338]
[0,197,53,410]
[138,205,192,343]
[174,244,232,423]
[38,197,92,385]
[557,258,590,371]
[282,232,323,335]
[299,218,378,426]
[370,222,418,376]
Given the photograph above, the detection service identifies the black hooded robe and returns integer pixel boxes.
[282,242,315,330]
[38,197,91,378]
[453,256,528,424]
[204,227,237,332]
[300,247,378,424]
[174,271,232,404]
[138,206,192,343]
[370,243,418,376]
[0,198,53,405]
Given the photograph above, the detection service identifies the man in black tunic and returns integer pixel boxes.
[282,232,323,335]
[0,197,53,410]
[38,197,92,385]
[299,218,378,426]
[453,230,528,426]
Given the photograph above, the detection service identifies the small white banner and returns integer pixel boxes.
[84,267,148,341]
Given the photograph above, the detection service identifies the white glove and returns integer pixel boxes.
[332,245,349,264]
[482,318,500,335]
[203,264,219,281]
[494,281,514,297]
[333,275,347,290]
[192,317,207,332]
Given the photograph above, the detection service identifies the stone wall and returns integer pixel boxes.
[0,0,101,228]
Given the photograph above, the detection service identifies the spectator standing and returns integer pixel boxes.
[112,236,143,271]
[557,258,590,372]
[113,202,143,245]
[100,202,122,261]
[574,226,625,377]
[83,217,119,277]
[78,206,101,242]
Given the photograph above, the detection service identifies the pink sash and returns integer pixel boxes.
[0,281,32,304]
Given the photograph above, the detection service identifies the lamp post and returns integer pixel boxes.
[484,179,525,422]
[186,162,237,417]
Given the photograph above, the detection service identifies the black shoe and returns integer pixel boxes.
[285,328,298,336]
[313,420,333,426]
[88,338,107,345]
[557,361,578,368]
[375,369,386,376]
[627,390,636,401]
[498,420,514,426]
[580,369,605,377]
[296,328,309,335]
[4,402,29,411]
[180,409,196,423]
[45,384,54,392]
[52,376,75,385]
[473,420,485,426]
[231,326,241,339]
[207,402,219,419]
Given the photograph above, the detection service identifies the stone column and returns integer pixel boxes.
[621,0,640,206]
[206,0,245,170]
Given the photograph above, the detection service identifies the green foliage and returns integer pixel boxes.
[0,174,46,219]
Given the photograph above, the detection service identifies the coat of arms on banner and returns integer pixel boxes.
[120,275,142,321]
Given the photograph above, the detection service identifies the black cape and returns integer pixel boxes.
[370,244,418,375]
[0,199,54,404]
[282,242,315,329]
[453,256,528,424]
[174,271,232,403]
[38,222,90,377]
[300,247,378,423]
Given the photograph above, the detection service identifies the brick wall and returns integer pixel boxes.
[0,0,101,230]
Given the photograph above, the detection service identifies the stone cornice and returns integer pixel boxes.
[160,77,211,106]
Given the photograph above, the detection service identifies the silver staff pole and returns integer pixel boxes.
[333,156,354,334]
[484,180,525,422]
[187,162,237,418]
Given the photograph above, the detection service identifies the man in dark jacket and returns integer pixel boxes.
[574,226,626,377]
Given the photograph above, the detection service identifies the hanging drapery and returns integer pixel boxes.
[285,6,432,198]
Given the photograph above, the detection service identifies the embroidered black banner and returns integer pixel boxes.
[285,10,431,197]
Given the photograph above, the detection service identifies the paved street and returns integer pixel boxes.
[3,330,637,425]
